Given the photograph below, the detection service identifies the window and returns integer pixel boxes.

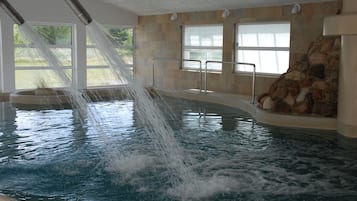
[14,24,73,89]
[235,22,290,74]
[183,25,223,71]
[87,27,134,87]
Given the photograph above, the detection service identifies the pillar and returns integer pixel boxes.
[324,0,357,137]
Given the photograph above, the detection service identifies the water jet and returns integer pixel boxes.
[64,0,203,195]
[0,0,73,108]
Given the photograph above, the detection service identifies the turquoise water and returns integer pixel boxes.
[1,97,357,201]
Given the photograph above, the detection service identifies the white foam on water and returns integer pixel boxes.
[105,153,156,179]
[168,176,238,200]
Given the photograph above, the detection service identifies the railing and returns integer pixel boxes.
[151,58,257,104]
[205,61,256,104]
[152,57,202,90]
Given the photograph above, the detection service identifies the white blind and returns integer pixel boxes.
[184,25,223,47]
[236,23,290,74]
[183,25,223,71]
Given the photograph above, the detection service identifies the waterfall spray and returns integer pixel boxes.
[65,0,236,199]
[64,0,200,190]
[0,0,234,199]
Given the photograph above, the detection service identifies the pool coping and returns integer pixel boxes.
[158,89,337,131]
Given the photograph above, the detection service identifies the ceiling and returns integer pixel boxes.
[99,0,335,16]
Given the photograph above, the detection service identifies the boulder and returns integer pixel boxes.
[311,89,323,101]
[332,37,341,50]
[325,70,338,82]
[312,102,337,117]
[287,81,300,97]
[284,93,295,107]
[284,70,306,81]
[271,86,288,100]
[257,93,269,107]
[290,59,309,72]
[312,80,328,90]
[262,96,274,110]
[308,64,325,79]
[308,52,328,66]
[257,35,340,117]
[324,90,338,103]
[296,87,310,103]
[320,37,335,53]
[272,99,291,113]
[300,77,314,88]
[292,101,310,114]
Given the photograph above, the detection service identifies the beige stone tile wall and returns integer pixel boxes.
[135,1,340,96]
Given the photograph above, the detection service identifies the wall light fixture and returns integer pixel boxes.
[291,3,301,14]
[222,9,230,18]
[170,12,178,21]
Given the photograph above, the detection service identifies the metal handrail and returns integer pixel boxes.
[152,57,202,91]
[151,58,257,104]
[205,60,256,104]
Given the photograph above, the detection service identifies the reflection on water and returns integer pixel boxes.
[0,103,18,162]
[169,98,250,132]
[0,97,357,201]
[0,100,136,164]
[71,108,88,149]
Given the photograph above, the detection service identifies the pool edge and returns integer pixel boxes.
[158,89,337,131]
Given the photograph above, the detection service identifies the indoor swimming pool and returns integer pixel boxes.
[0,97,357,201]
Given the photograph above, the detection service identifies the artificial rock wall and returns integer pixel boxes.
[258,36,341,117]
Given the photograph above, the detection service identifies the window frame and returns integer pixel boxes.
[14,22,75,89]
[182,24,224,72]
[234,21,291,76]
[86,25,135,87]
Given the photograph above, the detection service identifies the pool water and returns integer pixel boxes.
[0,97,357,201]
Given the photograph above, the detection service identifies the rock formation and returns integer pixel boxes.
[258,36,340,117]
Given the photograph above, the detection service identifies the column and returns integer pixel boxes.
[324,0,357,137]
[73,23,87,90]
[0,16,15,93]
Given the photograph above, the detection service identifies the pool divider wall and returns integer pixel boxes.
[8,86,154,105]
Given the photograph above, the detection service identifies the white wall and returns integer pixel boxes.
[0,0,137,92]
